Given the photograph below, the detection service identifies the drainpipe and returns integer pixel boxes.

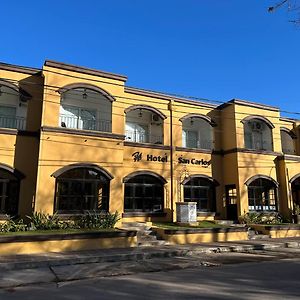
[168,100,175,221]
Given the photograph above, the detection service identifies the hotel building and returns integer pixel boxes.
[0,60,300,223]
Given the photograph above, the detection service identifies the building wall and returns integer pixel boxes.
[1,60,300,222]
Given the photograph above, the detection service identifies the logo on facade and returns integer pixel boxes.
[132,151,143,162]
[178,156,211,167]
[132,152,168,163]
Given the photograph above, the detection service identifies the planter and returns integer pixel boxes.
[0,230,137,256]
[250,224,300,238]
[153,227,248,244]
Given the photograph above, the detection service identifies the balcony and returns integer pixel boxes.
[59,114,112,133]
[184,138,214,150]
[0,115,26,130]
[125,130,163,144]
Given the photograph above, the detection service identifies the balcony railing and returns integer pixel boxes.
[0,115,26,130]
[282,147,296,155]
[125,130,163,144]
[184,138,214,150]
[59,115,112,133]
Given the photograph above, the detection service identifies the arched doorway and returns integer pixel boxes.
[124,173,165,212]
[54,166,111,214]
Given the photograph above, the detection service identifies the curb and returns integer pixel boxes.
[0,241,292,271]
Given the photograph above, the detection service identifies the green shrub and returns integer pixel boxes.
[27,212,62,230]
[100,211,120,229]
[240,212,283,225]
[75,211,120,229]
[0,218,27,233]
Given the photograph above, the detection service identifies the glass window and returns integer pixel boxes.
[55,167,110,214]
[244,119,273,151]
[280,130,296,155]
[182,117,213,150]
[125,122,149,143]
[183,177,216,212]
[124,175,164,212]
[0,169,19,216]
[59,88,112,132]
[248,178,278,212]
[0,106,17,129]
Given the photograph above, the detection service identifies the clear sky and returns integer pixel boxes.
[1,0,299,117]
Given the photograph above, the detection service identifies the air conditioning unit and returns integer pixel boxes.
[151,114,161,123]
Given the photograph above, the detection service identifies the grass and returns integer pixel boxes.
[0,228,117,236]
[153,221,225,230]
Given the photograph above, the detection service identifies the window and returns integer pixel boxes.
[55,168,110,214]
[244,119,273,151]
[182,117,213,150]
[226,185,237,205]
[125,122,149,143]
[0,84,27,130]
[59,87,112,132]
[124,175,164,212]
[0,169,19,216]
[280,130,296,155]
[184,177,216,212]
[248,178,278,212]
[60,105,97,131]
[125,109,163,144]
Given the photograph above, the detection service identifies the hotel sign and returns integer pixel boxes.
[132,152,210,167]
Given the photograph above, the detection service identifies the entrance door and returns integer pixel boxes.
[225,185,238,220]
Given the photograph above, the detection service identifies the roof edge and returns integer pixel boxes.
[125,86,216,108]
[218,98,279,112]
[44,60,127,82]
[0,62,42,76]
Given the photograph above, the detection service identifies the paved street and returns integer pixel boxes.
[0,246,300,300]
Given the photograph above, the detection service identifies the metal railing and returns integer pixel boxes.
[0,115,26,130]
[184,138,214,150]
[125,130,163,144]
[282,147,296,155]
[59,115,112,133]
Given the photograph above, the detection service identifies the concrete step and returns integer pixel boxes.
[137,235,160,242]
[215,220,234,226]
[138,240,168,247]
[121,222,152,228]
[249,234,270,240]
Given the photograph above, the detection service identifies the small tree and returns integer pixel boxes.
[268,0,300,25]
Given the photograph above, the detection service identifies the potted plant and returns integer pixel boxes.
[294,204,300,224]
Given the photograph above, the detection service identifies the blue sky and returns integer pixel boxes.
[1,0,299,117]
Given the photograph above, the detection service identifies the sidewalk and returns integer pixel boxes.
[0,237,299,289]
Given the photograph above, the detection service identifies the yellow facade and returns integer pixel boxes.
[1,60,300,222]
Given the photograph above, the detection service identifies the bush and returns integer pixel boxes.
[75,211,120,229]
[27,212,63,230]
[239,212,283,225]
[0,217,27,233]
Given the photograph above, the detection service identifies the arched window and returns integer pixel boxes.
[247,177,278,212]
[0,168,19,215]
[181,117,214,150]
[280,129,296,155]
[0,84,27,130]
[183,176,216,212]
[243,118,273,151]
[55,167,110,213]
[59,86,112,132]
[291,176,300,209]
[125,107,164,144]
[124,174,165,212]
